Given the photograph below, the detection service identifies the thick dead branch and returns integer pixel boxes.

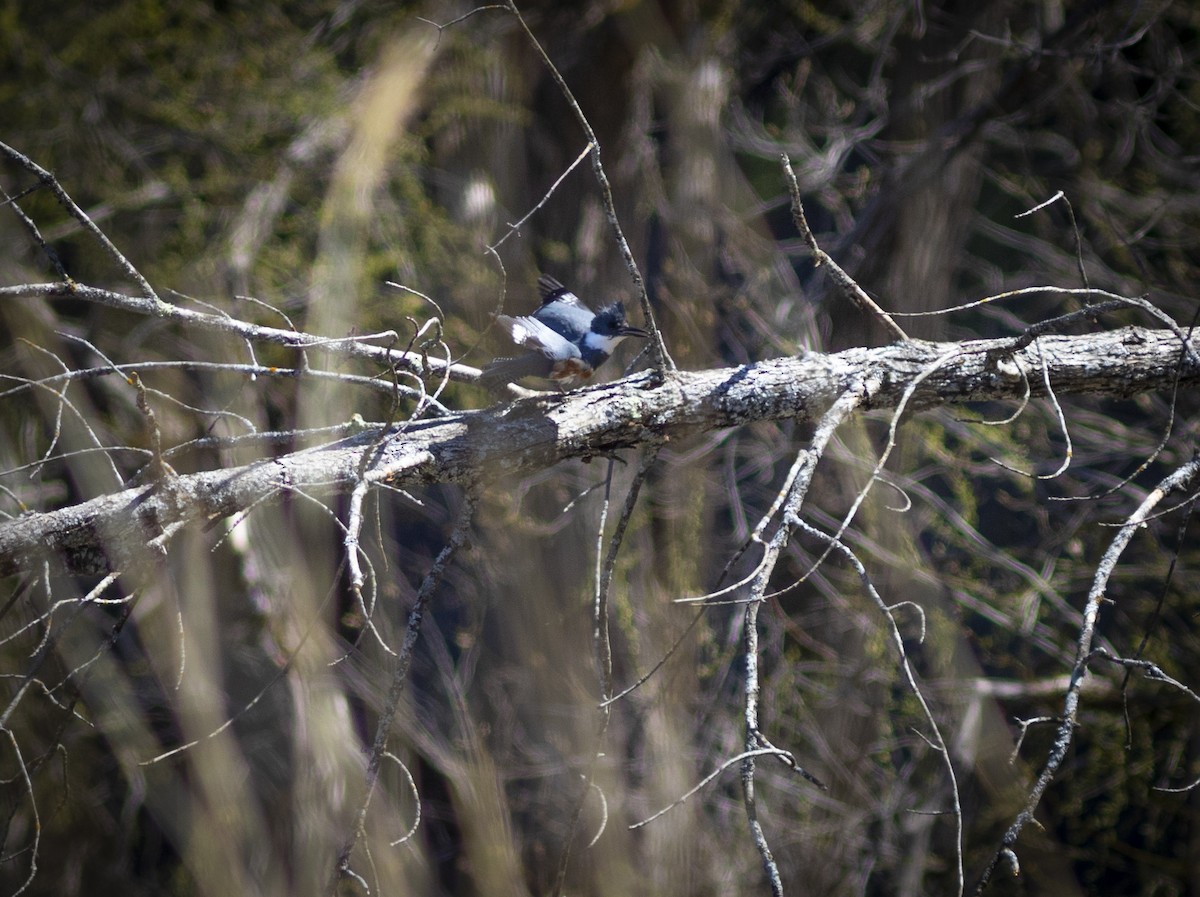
[0,326,1194,577]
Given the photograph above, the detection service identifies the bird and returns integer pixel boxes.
[479,275,648,390]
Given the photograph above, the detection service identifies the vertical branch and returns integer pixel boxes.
[973,456,1200,895]
[736,385,868,894]
[505,1,674,376]
[782,154,908,342]
[554,445,659,893]
[740,597,783,896]
[594,446,659,700]
[333,488,478,890]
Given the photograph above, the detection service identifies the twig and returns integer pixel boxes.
[599,606,705,707]
[382,752,422,845]
[488,142,594,252]
[333,489,477,890]
[0,140,159,301]
[505,0,674,375]
[795,519,964,897]
[416,4,507,48]
[1,729,39,896]
[631,747,822,830]
[0,280,475,382]
[1014,191,1088,293]
[985,342,1072,480]
[554,445,657,893]
[782,154,908,342]
[973,456,1200,894]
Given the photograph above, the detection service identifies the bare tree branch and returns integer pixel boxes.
[973,456,1200,894]
[1,326,1194,578]
[0,280,472,381]
[334,490,477,888]
[783,154,909,342]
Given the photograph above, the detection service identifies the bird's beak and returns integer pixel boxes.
[620,325,649,338]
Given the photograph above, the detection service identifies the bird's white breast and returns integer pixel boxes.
[581,331,625,354]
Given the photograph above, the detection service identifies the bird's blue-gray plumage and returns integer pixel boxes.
[480,275,646,390]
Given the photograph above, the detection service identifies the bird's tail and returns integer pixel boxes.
[478,354,552,391]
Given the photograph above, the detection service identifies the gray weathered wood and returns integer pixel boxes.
[1,326,1194,576]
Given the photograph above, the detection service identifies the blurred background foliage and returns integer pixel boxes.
[0,0,1198,895]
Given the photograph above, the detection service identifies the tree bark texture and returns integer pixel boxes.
[1,326,1193,577]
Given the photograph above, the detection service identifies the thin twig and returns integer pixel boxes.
[782,154,908,342]
[985,342,1072,480]
[0,140,159,301]
[1014,191,1088,293]
[0,280,476,382]
[1,728,39,896]
[333,489,477,890]
[631,747,818,830]
[973,456,1200,894]
[505,0,674,375]
[795,519,964,897]
[554,445,657,893]
[488,142,594,252]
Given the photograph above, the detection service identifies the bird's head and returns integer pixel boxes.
[591,302,648,341]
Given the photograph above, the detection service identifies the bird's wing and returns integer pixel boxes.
[537,275,590,311]
[536,274,564,296]
[479,353,555,388]
[496,314,580,359]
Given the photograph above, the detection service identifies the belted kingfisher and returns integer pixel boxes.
[479,275,648,390]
